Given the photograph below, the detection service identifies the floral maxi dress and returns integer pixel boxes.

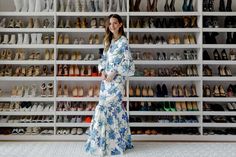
[84,36,135,156]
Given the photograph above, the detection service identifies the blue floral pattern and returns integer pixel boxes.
[84,36,135,156]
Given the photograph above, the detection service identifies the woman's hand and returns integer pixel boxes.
[106,71,117,82]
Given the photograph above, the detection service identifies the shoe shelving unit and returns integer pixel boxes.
[0,0,236,141]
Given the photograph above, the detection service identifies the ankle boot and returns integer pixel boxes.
[59,0,65,12]
[164,0,170,11]
[103,0,107,12]
[219,0,225,11]
[95,0,100,12]
[208,0,214,12]
[182,0,187,11]
[226,0,232,12]
[187,0,193,11]
[23,33,29,44]
[82,0,88,12]
[21,0,28,12]
[14,0,23,12]
[89,0,96,12]
[116,0,121,12]
[75,0,82,12]
[134,0,141,11]
[2,34,9,44]
[147,0,151,11]
[31,33,37,44]
[17,33,23,44]
[108,0,113,12]
[9,34,16,44]
[43,0,50,12]
[121,0,126,12]
[28,0,35,12]
[170,0,175,11]
[35,0,42,12]
[65,0,71,12]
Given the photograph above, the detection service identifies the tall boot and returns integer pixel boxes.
[203,0,209,11]
[147,0,151,11]
[14,0,23,12]
[134,0,141,11]
[21,0,28,12]
[164,0,170,12]
[9,34,16,44]
[31,33,37,44]
[36,33,43,44]
[208,0,214,12]
[59,0,64,12]
[226,0,232,12]
[108,0,113,12]
[129,0,134,11]
[28,0,36,12]
[65,0,71,12]
[82,0,88,12]
[121,0,126,12]
[219,0,225,11]
[43,0,50,12]
[182,0,187,11]
[23,33,29,44]
[17,33,23,44]
[95,0,100,12]
[35,0,42,12]
[75,0,82,12]
[170,0,175,12]
[187,0,193,11]
[116,0,121,12]
[151,0,158,12]
[102,0,107,12]
[226,32,233,44]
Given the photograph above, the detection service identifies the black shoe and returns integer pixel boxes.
[226,0,232,12]
[203,0,209,11]
[161,84,168,97]
[213,49,221,60]
[187,0,194,11]
[219,0,226,11]
[182,0,188,11]
[208,0,215,12]
[221,49,228,60]
[169,0,175,12]
[203,50,211,60]
[156,84,162,97]
[226,32,233,44]
[164,0,170,11]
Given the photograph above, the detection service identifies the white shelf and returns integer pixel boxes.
[0,112,54,115]
[129,28,200,33]
[56,44,103,49]
[0,77,54,81]
[203,98,236,102]
[56,60,99,65]
[57,77,101,81]
[203,61,236,65]
[129,12,200,16]
[55,123,90,127]
[203,12,236,16]
[56,111,94,115]
[55,97,127,102]
[0,60,54,65]
[56,12,127,16]
[0,97,54,102]
[0,44,54,49]
[129,97,201,102]
[130,44,200,49]
[0,12,55,16]
[56,28,105,33]
[0,123,54,127]
[129,123,201,127]
[203,44,236,49]
[130,77,200,81]
[0,28,55,32]
[202,77,236,81]
[203,28,236,32]
[203,112,236,116]
[129,111,200,116]
[203,123,236,128]
[134,60,200,65]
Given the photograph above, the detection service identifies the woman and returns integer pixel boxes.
[84,14,135,156]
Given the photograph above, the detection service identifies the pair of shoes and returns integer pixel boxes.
[143,68,156,76]
[218,65,232,76]
[88,34,99,44]
[184,34,196,44]
[182,0,194,11]
[57,84,69,97]
[57,33,70,44]
[168,34,180,44]
[156,84,168,97]
[40,83,53,97]
[203,65,213,76]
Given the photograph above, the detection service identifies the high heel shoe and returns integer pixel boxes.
[219,85,226,97]
[148,86,154,97]
[135,85,141,97]
[142,86,148,97]
[172,85,178,97]
[40,83,47,97]
[213,49,221,60]
[224,66,232,76]
[48,83,53,97]
[169,0,175,12]
[129,86,134,97]
[177,85,184,97]
[213,85,220,97]
[164,0,170,12]
[191,84,197,97]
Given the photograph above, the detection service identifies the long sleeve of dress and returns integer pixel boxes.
[112,38,135,77]
[98,50,107,73]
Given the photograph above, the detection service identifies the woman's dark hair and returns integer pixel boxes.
[103,14,125,52]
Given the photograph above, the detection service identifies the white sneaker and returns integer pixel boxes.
[77,128,83,135]
[37,103,44,111]
[71,128,77,135]
[31,103,37,112]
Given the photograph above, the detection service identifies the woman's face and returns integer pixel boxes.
[109,17,123,35]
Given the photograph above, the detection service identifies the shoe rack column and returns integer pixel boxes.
[126,0,130,116]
